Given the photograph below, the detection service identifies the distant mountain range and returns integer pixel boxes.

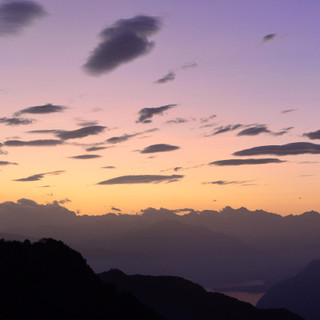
[1,199,320,290]
[257,258,320,320]
[0,237,303,320]
[100,268,303,320]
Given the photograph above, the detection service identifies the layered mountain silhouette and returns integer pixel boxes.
[1,199,320,291]
[100,269,303,320]
[0,238,164,320]
[257,258,320,320]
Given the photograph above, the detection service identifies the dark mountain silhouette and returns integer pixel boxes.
[257,258,320,320]
[0,238,164,320]
[1,199,320,291]
[99,269,303,320]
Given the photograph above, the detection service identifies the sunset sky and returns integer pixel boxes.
[1,0,320,215]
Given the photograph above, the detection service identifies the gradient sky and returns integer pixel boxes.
[1,0,320,215]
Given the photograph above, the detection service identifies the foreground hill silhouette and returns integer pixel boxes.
[99,269,303,320]
[0,238,164,320]
[257,258,320,320]
[1,199,320,290]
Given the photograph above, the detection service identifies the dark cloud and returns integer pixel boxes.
[154,71,175,84]
[102,166,116,169]
[85,146,108,152]
[181,62,197,69]
[69,154,101,160]
[0,0,46,36]
[84,15,162,75]
[237,125,270,136]
[200,114,216,123]
[303,130,320,140]
[106,128,158,144]
[210,158,285,166]
[263,33,277,42]
[97,174,184,185]
[4,139,63,146]
[0,117,34,126]
[0,161,18,166]
[209,124,242,136]
[174,167,182,172]
[56,126,106,140]
[282,108,297,114]
[233,142,320,156]
[165,118,188,125]
[15,103,67,116]
[14,170,65,182]
[140,144,180,154]
[137,104,176,123]
[111,206,121,212]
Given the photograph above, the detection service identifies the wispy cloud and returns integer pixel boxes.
[303,129,320,140]
[14,170,65,182]
[0,161,18,166]
[15,103,67,116]
[69,154,101,160]
[154,71,175,84]
[207,124,242,136]
[56,126,106,140]
[282,108,297,114]
[164,118,189,125]
[140,144,180,153]
[234,142,320,156]
[97,174,184,185]
[136,104,176,123]
[0,1,47,36]
[4,139,63,146]
[106,128,158,144]
[84,15,162,75]
[181,62,197,69]
[0,117,34,126]
[210,158,285,166]
[203,180,251,185]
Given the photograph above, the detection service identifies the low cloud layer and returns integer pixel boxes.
[84,15,162,75]
[97,174,184,185]
[210,158,285,166]
[15,103,67,116]
[137,104,176,123]
[0,1,46,36]
[14,170,65,182]
[0,117,34,126]
[233,142,320,156]
[140,144,180,153]
[4,139,63,147]
[154,71,175,84]
[303,130,320,140]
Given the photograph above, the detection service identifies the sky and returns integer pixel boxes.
[0,0,320,215]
